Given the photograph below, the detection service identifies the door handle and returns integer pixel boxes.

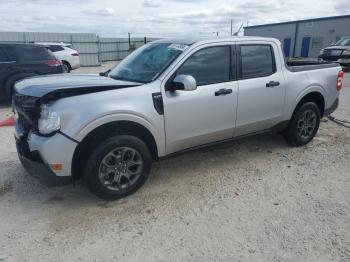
[266,81,280,88]
[0,61,16,64]
[215,88,232,96]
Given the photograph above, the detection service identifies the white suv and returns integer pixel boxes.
[36,42,80,73]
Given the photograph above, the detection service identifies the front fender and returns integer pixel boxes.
[73,113,166,157]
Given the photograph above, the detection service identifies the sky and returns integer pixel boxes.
[0,0,349,38]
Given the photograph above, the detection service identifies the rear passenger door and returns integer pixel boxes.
[0,47,14,93]
[235,43,285,136]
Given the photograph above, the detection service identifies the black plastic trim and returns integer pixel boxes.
[152,92,164,115]
[158,121,289,161]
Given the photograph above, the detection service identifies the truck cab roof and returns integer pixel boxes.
[153,36,281,46]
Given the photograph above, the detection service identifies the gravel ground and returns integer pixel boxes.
[0,68,349,262]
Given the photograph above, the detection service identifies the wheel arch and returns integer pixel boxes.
[71,120,159,180]
[61,60,72,69]
[293,91,325,118]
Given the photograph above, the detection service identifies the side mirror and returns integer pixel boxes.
[99,69,111,77]
[167,75,197,91]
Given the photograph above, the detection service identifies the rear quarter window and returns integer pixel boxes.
[49,45,65,52]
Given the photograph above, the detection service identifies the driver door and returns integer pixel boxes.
[162,45,238,154]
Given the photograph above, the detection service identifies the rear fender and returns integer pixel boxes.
[288,85,326,119]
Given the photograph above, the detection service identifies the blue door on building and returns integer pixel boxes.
[283,38,291,57]
[301,37,311,57]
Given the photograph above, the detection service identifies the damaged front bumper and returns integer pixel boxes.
[15,121,77,186]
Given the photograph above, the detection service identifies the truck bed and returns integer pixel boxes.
[286,58,339,72]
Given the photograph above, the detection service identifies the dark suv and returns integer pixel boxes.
[319,37,350,70]
[0,43,63,102]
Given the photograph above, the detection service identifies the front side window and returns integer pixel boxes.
[109,43,187,83]
[240,45,275,79]
[176,46,230,86]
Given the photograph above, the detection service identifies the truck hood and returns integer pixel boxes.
[15,74,141,101]
[324,46,349,50]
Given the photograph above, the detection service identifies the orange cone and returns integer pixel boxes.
[0,115,15,127]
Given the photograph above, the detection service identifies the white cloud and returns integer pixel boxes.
[98,7,115,16]
[83,7,115,17]
[142,0,161,8]
[0,0,345,37]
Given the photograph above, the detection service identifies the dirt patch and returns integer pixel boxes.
[0,181,13,197]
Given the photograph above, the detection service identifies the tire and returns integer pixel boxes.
[284,102,321,146]
[5,73,37,103]
[84,135,152,200]
[62,61,71,73]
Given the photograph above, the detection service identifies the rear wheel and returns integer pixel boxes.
[285,102,320,146]
[62,61,71,73]
[84,135,152,200]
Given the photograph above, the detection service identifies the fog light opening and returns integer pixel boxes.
[50,163,63,171]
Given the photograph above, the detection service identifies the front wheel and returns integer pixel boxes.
[284,102,321,146]
[84,135,152,200]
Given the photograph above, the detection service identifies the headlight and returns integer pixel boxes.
[342,49,350,55]
[319,49,324,55]
[38,104,60,135]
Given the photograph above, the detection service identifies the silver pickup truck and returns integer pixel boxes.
[13,37,343,200]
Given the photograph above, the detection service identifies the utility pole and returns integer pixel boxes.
[128,32,131,50]
[230,19,233,36]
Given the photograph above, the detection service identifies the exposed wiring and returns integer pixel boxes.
[327,115,350,128]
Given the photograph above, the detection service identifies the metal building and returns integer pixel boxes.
[244,15,350,58]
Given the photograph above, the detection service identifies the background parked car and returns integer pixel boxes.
[319,36,350,70]
[35,42,80,73]
[0,43,63,102]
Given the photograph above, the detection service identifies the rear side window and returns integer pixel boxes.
[240,45,276,79]
[49,45,65,52]
[177,46,230,86]
[0,48,9,62]
[7,45,55,62]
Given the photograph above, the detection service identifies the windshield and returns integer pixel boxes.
[109,43,188,83]
[335,37,350,46]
